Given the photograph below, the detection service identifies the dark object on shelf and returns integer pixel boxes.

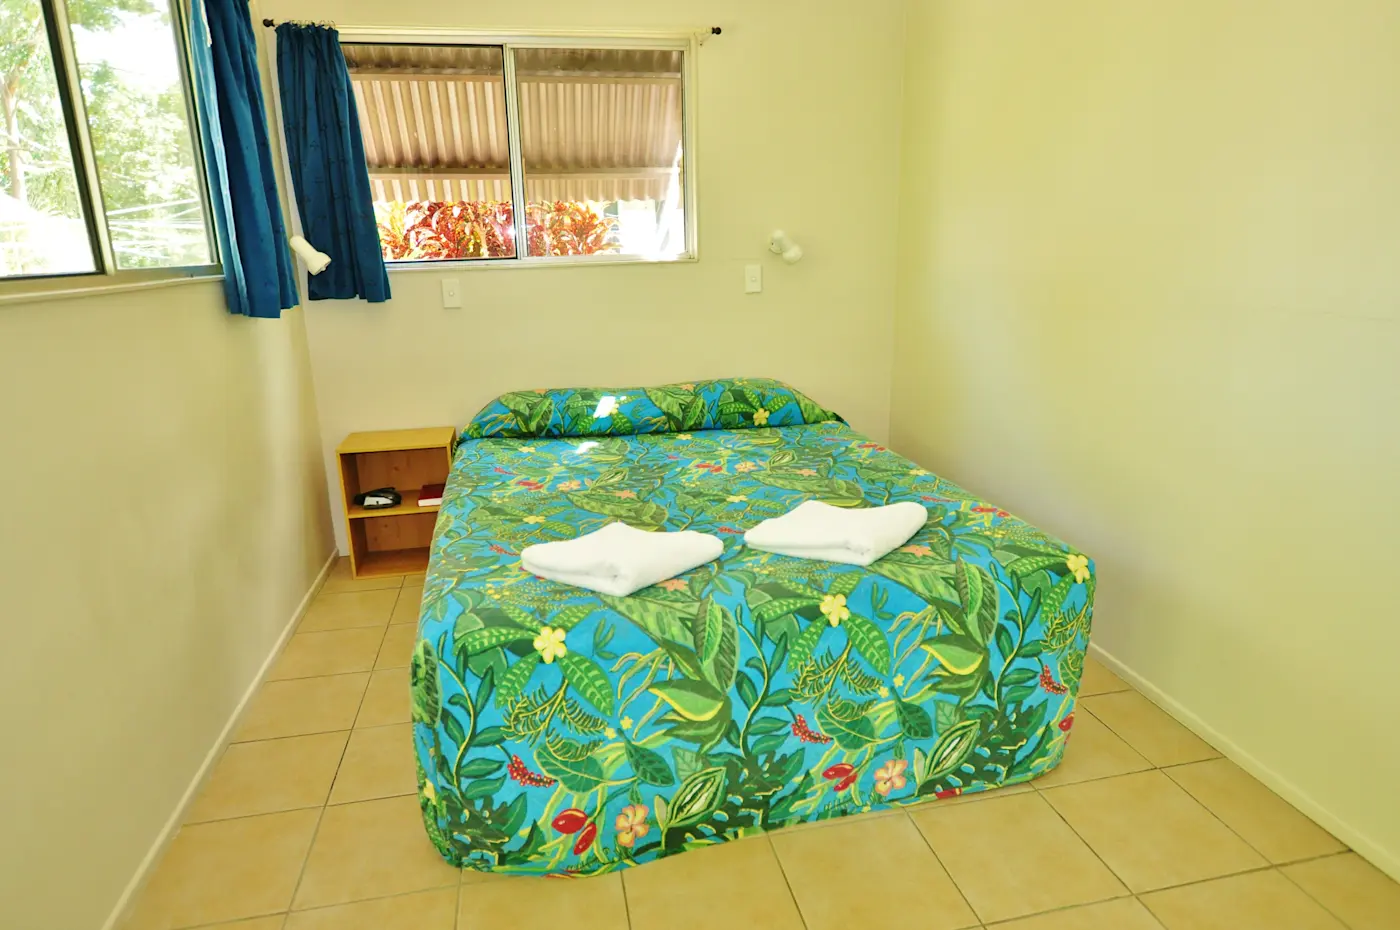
[354,487,402,509]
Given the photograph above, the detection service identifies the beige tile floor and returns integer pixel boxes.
[122,560,1400,930]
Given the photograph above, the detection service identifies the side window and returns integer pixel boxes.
[1,0,215,283]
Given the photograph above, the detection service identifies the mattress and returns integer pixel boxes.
[413,379,1095,876]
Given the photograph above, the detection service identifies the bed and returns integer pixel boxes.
[412,378,1096,876]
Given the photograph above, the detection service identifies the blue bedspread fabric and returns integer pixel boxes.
[415,379,1095,876]
[463,377,841,440]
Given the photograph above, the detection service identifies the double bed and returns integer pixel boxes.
[411,379,1096,876]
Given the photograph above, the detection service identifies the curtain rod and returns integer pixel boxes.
[260,19,723,37]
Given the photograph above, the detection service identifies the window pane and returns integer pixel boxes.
[516,48,686,259]
[68,0,211,269]
[343,44,516,261]
[0,0,96,279]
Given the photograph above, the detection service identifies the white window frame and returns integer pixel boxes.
[0,0,221,304]
[334,26,701,271]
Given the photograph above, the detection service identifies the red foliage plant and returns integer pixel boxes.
[375,200,615,261]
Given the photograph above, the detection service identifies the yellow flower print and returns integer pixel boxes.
[873,759,908,796]
[726,495,747,503]
[532,626,568,663]
[678,433,693,440]
[820,593,850,627]
[557,479,582,491]
[615,804,650,847]
[909,468,928,476]
[797,468,818,476]
[659,578,688,592]
[523,515,546,525]
[894,673,905,687]
[620,716,634,729]
[614,490,638,499]
[421,779,437,802]
[680,383,696,391]
[900,544,932,557]
[604,727,617,739]
[878,686,890,698]
[1066,553,1090,584]
[734,461,758,473]
[753,408,770,426]
[520,445,536,453]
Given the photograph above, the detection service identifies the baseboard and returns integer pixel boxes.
[1089,642,1400,883]
[100,549,340,930]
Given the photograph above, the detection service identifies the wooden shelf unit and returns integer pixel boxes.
[336,426,456,579]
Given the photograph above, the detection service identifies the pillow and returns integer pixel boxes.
[464,378,842,440]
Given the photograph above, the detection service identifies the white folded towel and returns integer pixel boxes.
[520,521,724,597]
[744,500,929,566]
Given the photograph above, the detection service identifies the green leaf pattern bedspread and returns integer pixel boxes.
[414,379,1095,876]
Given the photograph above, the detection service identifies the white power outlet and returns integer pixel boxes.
[744,263,763,294]
[441,278,462,308]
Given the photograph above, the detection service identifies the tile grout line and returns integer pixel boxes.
[619,868,634,930]
[1078,684,1133,699]
[1036,700,1254,901]
[266,660,409,685]
[1150,758,1342,879]
[1033,685,1295,906]
[144,579,419,929]
[1022,705,1143,893]
[1126,895,1170,930]
[1007,785,1138,914]
[1075,696,1222,771]
[1274,861,1363,930]
[978,892,1142,928]
[280,631,378,918]
[760,834,813,930]
[370,614,396,673]
[228,667,376,746]
[901,809,983,925]
[1064,680,1349,884]
[1028,704,1152,791]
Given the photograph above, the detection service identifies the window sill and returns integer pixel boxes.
[0,271,225,307]
[384,252,698,273]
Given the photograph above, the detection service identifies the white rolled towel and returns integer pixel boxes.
[744,500,929,566]
[521,521,723,597]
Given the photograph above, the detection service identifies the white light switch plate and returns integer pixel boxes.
[744,263,763,294]
[441,278,462,308]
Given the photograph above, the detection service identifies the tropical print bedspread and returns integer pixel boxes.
[414,379,1096,877]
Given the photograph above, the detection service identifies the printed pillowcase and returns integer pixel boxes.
[464,378,842,440]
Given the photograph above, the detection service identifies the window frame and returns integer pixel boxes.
[0,0,221,300]
[335,27,701,271]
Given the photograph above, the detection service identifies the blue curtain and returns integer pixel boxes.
[275,24,390,303]
[186,0,298,318]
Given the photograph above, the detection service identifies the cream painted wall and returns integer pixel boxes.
[0,284,335,930]
[256,0,907,549]
[893,0,1400,878]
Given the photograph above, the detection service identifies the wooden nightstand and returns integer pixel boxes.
[336,426,456,578]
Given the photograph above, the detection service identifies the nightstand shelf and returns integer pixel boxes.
[336,426,456,579]
[346,487,440,520]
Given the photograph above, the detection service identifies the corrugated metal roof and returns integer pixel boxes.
[343,45,683,203]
